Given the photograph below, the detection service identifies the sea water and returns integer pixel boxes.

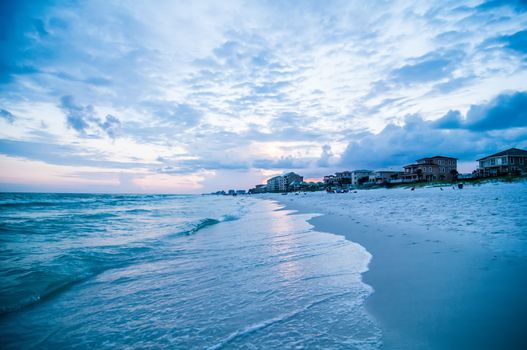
[0,193,380,349]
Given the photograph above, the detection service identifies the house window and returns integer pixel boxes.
[511,157,515,164]
[441,167,445,173]
[429,167,432,172]
[520,158,524,165]
[502,157,507,164]
[491,158,495,165]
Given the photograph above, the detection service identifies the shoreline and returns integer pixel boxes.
[268,188,527,349]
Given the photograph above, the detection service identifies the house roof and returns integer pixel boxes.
[374,170,404,173]
[283,172,302,177]
[477,148,527,161]
[416,155,457,161]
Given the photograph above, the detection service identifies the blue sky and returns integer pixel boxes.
[1,0,526,193]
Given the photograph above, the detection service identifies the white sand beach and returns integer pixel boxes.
[266,182,527,349]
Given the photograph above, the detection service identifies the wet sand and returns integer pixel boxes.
[274,196,527,349]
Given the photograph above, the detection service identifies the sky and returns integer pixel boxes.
[0,0,526,193]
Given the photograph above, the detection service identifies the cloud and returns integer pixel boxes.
[60,95,93,134]
[341,91,527,169]
[0,139,149,168]
[499,30,527,55]
[476,0,527,13]
[317,144,333,167]
[391,50,465,84]
[100,114,121,138]
[142,101,202,128]
[60,95,122,138]
[434,91,527,131]
[433,110,463,129]
[340,115,527,169]
[253,156,312,169]
[0,109,15,123]
[1,1,527,192]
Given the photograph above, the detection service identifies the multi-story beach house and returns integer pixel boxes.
[283,172,303,186]
[323,174,337,186]
[266,176,286,192]
[266,172,304,192]
[477,148,527,176]
[249,184,267,194]
[335,171,352,184]
[350,170,373,185]
[403,156,457,182]
[324,170,372,187]
[368,170,404,184]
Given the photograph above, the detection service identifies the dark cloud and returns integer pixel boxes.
[60,95,93,133]
[60,95,121,138]
[434,91,527,131]
[465,91,527,130]
[0,109,15,123]
[499,30,527,55]
[433,110,463,129]
[341,91,527,169]
[340,116,526,169]
[0,1,55,83]
[100,114,121,138]
[476,0,527,13]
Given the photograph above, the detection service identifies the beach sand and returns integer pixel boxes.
[268,184,527,349]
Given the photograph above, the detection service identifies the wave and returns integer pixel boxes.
[0,272,95,317]
[173,215,241,237]
[207,291,355,350]
[0,214,239,316]
[0,201,61,208]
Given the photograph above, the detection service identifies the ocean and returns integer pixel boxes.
[0,193,380,349]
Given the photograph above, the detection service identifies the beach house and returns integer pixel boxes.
[283,172,303,185]
[266,172,304,192]
[266,176,286,192]
[249,184,267,194]
[477,148,527,176]
[323,175,337,186]
[335,171,352,184]
[403,156,457,182]
[368,170,404,184]
[351,170,373,185]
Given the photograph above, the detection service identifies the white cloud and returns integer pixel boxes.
[1,0,527,192]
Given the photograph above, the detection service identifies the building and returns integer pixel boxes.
[266,172,303,192]
[236,190,246,195]
[368,170,404,184]
[227,190,236,195]
[323,175,337,186]
[335,171,352,185]
[351,170,373,185]
[283,172,303,186]
[249,184,267,194]
[403,156,457,182]
[266,176,286,192]
[477,148,527,176]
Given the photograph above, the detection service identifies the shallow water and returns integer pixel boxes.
[0,193,379,349]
